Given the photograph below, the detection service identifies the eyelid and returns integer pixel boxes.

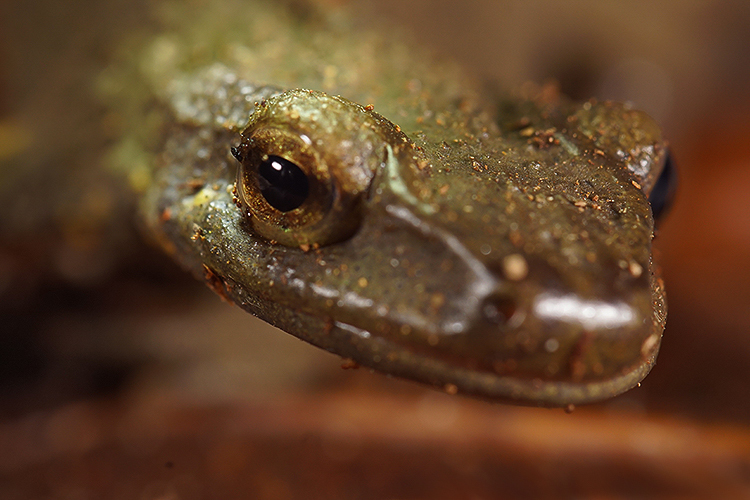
[232,89,401,247]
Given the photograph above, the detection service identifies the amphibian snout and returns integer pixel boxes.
[125,1,669,406]
[183,88,665,405]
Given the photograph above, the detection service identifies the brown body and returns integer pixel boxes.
[105,0,671,406]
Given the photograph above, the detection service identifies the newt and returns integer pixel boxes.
[6,0,675,406]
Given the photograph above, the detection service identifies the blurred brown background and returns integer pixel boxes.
[2,0,750,498]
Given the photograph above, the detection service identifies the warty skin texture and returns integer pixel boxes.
[105,0,668,406]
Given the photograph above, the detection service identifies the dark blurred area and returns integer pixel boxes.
[2,0,750,498]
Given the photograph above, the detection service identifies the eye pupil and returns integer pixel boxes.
[257,155,310,212]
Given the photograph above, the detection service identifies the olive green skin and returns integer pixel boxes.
[116,0,667,406]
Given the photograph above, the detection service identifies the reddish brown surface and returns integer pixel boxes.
[2,392,750,500]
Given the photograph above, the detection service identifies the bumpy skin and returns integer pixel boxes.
[108,0,668,406]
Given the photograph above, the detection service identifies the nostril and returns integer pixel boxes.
[481,293,519,328]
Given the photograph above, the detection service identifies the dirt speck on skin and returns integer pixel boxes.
[502,253,529,281]
[3,0,750,498]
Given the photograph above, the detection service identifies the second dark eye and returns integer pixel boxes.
[648,150,677,224]
[257,155,310,212]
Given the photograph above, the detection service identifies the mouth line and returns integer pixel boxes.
[328,319,657,407]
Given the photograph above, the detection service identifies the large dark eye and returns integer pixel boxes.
[648,150,677,224]
[230,89,397,248]
[257,155,310,212]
